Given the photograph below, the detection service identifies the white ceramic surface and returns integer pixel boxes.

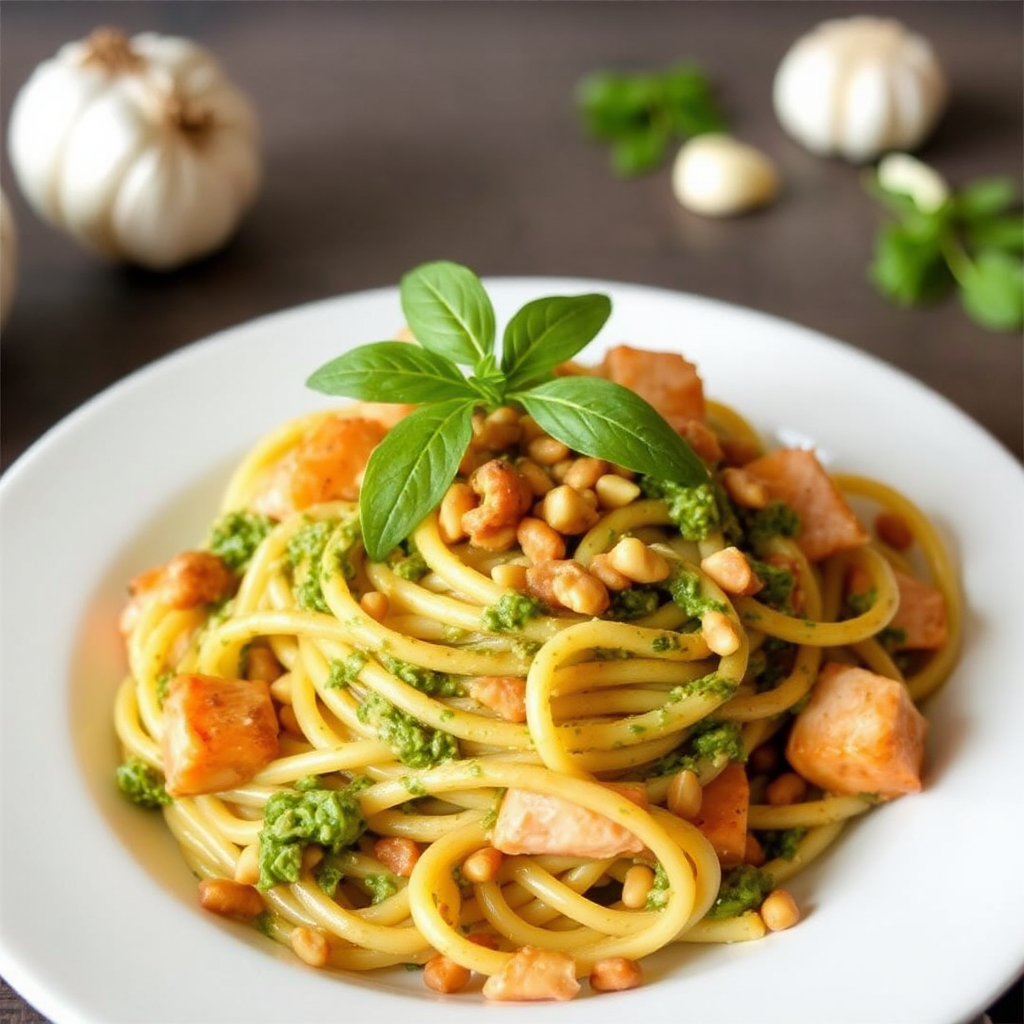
[2,280,1022,1024]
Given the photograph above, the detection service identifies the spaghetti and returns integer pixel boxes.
[113,343,960,1001]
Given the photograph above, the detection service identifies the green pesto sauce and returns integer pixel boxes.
[651,633,682,653]
[669,671,738,702]
[379,653,462,697]
[645,862,671,910]
[116,758,172,809]
[287,514,361,612]
[641,478,720,541]
[748,558,796,611]
[314,852,349,896]
[357,691,459,768]
[742,500,800,548]
[609,585,661,621]
[757,827,808,862]
[652,718,746,776]
[481,591,543,632]
[667,569,726,619]
[328,651,368,688]
[388,541,429,582]
[208,510,275,572]
[706,865,774,920]
[257,780,368,890]
[364,873,401,904]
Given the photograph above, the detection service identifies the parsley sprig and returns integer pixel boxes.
[866,162,1023,331]
[307,261,707,560]
[576,62,726,177]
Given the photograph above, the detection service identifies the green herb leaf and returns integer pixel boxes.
[612,130,670,177]
[965,214,1024,254]
[868,223,950,307]
[501,294,612,389]
[576,61,725,177]
[955,177,1020,221]
[400,261,495,367]
[306,341,478,403]
[358,398,476,560]
[957,250,1024,331]
[515,376,707,485]
[866,162,1023,332]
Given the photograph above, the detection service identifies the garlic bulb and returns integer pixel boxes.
[773,17,947,164]
[0,190,17,329]
[672,134,779,217]
[7,28,260,271]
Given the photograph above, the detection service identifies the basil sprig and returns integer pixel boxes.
[307,261,707,560]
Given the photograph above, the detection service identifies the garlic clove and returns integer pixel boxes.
[876,152,949,213]
[672,134,780,218]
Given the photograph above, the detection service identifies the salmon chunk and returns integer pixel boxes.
[743,448,869,562]
[466,676,528,723]
[599,345,706,433]
[251,414,388,520]
[889,570,949,651]
[482,946,580,1002]
[690,762,749,866]
[162,674,280,797]
[786,662,928,798]
[491,783,648,859]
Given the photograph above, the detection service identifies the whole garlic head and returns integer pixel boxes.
[0,190,17,329]
[7,28,261,271]
[773,17,947,164]
[672,134,779,218]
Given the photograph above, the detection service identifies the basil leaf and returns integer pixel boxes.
[515,376,707,485]
[501,294,612,389]
[400,261,495,367]
[306,342,478,403]
[358,398,475,561]
[957,250,1024,331]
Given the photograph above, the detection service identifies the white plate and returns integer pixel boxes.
[2,280,1022,1024]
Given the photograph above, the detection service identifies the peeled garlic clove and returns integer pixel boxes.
[876,153,949,213]
[0,190,17,329]
[672,134,780,217]
[773,16,947,164]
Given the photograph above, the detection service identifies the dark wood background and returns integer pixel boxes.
[1,2,1021,1022]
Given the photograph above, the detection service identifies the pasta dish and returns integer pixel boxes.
[112,270,959,1002]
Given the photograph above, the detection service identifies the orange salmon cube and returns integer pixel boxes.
[251,414,387,520]
[162,674,279,797]
[599,345,706,433]
[786,662,927,798]
[690,762,749,866]
[491,783,648,859]
[889,570,949,651]
[743,448,869,562]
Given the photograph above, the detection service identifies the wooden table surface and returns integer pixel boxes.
[1,2,1021,1022]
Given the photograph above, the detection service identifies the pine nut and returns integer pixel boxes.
[702,609,740,655]
[438,482,476,543]
[721,467,769,509]
[667,768,703,820]
[595,473,641,509]
[291,925,331,967]
[760,889,800,931]
[620,865,655,908]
